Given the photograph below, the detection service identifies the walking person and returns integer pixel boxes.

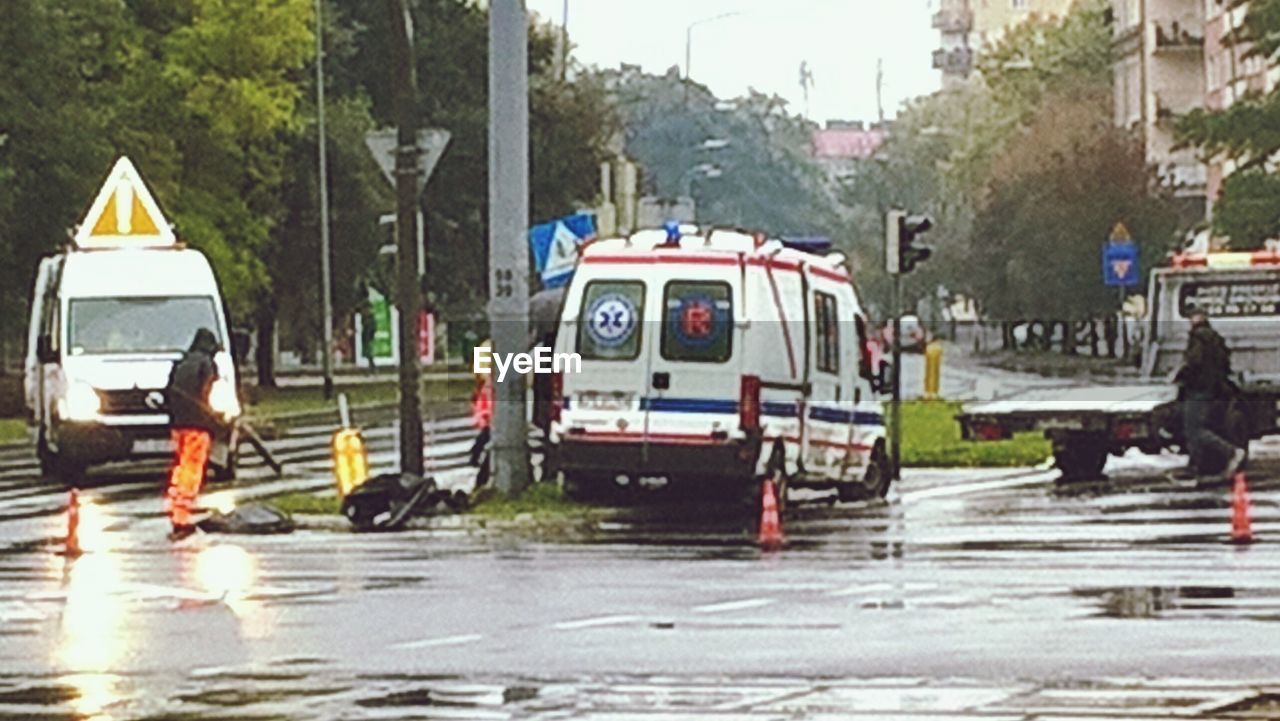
[164,328,224,540]
[468,340,494,489]
[1176,307,1246,486]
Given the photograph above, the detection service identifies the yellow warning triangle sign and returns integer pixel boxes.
[74,157,175,248]
[1109,222,1132,242]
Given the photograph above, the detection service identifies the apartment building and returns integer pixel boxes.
[932,0,1075,88]
[811,120,888,180]
[1203,0,1275,204]
[1112,0,1207,216]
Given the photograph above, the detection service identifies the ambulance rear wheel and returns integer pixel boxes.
[841,441,890,502]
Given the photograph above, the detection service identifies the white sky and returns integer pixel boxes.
[526,0,941,124]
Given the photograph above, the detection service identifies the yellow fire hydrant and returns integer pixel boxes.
[923,338,944,400]
[332,393,370,497]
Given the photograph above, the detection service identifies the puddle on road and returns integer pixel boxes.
[178,685,347,707]
[0,684,78,705]
[1074,585,1280,620]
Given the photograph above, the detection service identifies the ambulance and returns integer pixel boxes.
[546,226,889,503]
[23,157,241,482]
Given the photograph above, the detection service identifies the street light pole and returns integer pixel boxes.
[559,0,569,82]
[684,11,741,104]
[386,0,424,477]
[316,0,334,400]
[489,0,531,496]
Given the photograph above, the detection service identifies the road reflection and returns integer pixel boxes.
[53,497,126,719]
[187,543,273,639]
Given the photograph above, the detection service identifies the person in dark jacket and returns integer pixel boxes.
[1176,308,1245,484]
[164,328,223,539]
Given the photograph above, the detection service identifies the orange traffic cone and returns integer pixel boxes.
[1231,472,1254,545]
[65,489,83,558]
[758,476,783,550]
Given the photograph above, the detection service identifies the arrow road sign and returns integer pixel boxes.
[364,128,451,195]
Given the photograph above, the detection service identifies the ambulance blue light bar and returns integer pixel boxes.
[780,236,831,254]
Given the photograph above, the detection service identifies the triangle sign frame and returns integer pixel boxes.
[74,156,176,249]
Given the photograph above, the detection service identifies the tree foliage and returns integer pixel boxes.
[0,0,618,373]
[606,68,838,237]
[844,0,1177,322]
[1177,0,1280,246]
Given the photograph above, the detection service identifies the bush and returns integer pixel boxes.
[898,400,1050,468]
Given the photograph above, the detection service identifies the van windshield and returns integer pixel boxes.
[68,297,222,356]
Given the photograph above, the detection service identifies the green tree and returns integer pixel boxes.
[1177,0,1280,246]
[608,69,838,237]
[971,82,1176,326]
[330,0,617,327]
[0,0,135,367]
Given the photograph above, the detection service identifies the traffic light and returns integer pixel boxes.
[885,210,934,275]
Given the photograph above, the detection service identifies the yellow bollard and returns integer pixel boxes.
[333,428,370,497]
[924,338,943,400]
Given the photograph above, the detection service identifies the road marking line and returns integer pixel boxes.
[826,582,892,597]
[551,614,640,630]
[693,598,776,614]
[900,469,1058,503]
[392,633,484,650]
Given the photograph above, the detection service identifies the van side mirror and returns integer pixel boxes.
[36,335,57,364]
[230,329,252,364]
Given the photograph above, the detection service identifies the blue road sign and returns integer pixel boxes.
[1103,241,1140,287]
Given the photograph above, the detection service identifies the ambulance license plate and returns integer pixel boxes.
[133,438,172,454]
[577,393,633,411]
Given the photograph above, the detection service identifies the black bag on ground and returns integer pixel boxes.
[341,473,438,532]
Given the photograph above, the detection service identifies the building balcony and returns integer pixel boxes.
[932,47,974,75]
[1154,21,1204,53]
[931,8,973,34]
[1154,93,1198,125]
[1161,161,1208,197]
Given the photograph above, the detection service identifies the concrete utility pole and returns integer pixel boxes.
[316,0,334,400]
[489,0,531,496]
[386,0,424,477]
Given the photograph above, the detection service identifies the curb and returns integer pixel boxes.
[292,507,615,538]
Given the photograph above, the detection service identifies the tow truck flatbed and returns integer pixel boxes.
[957,255,1280,480]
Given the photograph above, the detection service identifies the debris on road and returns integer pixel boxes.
[341,472,450,532]
[197,503,296,535]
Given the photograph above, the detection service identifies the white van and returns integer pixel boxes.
[547,227,888,502]
[22,157,242,482]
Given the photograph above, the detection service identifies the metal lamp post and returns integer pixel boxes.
[684,12,742,103]
[316,0,334,399]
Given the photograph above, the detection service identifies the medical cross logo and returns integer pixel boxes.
[586,293,637,348]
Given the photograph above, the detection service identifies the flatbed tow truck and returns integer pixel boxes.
[957,251,1280,480]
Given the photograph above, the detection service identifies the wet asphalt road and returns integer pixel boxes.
[2,437,1280,719]
[3,352,1280,719]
